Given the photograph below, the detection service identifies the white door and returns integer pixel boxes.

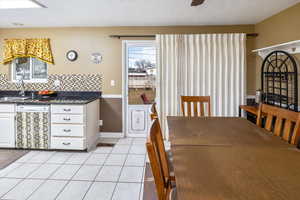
[123,40,157,137]
[0,113,15,147]
[127,105,151,136]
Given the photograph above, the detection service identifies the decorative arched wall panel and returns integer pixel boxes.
[261,50,298,111]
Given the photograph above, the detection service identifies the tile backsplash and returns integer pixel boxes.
[0,73,103,92]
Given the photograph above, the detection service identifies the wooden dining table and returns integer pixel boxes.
[167,116,300,200]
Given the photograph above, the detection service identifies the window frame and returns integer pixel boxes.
[11,57,48,83]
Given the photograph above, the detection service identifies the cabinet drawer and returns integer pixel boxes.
[51,105,85,114]
[51,125,85,137]
[51,114,85,124]
[0,104,15,113]
[51,137,86,150]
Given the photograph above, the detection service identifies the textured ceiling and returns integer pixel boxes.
[0,0,299,28]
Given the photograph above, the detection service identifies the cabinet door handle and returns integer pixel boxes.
[62,142,71,145]
[63,129,71,132]
[63,109,71,112]
[63,118,71,121]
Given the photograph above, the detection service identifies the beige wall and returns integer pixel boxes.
[254,3,300,89]
[0,25,256,95]
[0,25,256,132]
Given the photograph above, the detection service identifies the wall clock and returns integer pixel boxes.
[66,50,78,62]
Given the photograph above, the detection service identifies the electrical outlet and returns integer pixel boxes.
[99,120,103,126]
[110,80,115,87]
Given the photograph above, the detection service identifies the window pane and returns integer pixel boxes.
[128,45,156,105]
[32,58,47,79]
[14,57,30,80]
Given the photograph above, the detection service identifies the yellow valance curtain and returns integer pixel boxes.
[3,38,54,64]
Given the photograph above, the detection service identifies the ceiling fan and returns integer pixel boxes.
[191,0,205,6]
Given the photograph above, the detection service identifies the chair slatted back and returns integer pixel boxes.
[151,103,158,120]
[257,103,300,145]
[149,105,172,180]
[146,141,166,200]
[147,119,172,200]
[181,96,211,117]
[149,119,171,182]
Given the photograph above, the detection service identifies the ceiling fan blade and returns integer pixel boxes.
[191,0,205,6]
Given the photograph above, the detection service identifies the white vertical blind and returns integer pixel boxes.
[156,34,246,139]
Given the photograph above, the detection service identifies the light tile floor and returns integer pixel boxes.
[0,137,147,200]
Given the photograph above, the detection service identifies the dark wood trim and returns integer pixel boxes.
[110,35,156,39]
[247,33,259,37]
[109,33,258,39]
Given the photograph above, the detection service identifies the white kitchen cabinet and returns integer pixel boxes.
[51,124,85,137]
[127,105,151,137]
[50,100,99,151]
[51,105,85,114]
[0,104,15,148]
[51,114,85,124]
[51,137,86,150]
[0,104,15,113]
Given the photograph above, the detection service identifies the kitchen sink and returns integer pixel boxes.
[0,96,30,101]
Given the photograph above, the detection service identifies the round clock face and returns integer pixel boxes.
[66,50,78,61]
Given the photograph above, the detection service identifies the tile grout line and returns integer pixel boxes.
[80,150,112,200]
[78,138,124,200]
[0,178,23,199]
[46,151,74,165]
[23,151,75,192]
[110,138,129,200]
[25,179,48,200]
[136,137,147,200]
[138,153,147,200]
[1,162,24,178]
[53,152,94,200]
[90,154,110,181]
[1,150,41,177]
[0,177,143,183]
[6,151,87,200]
[0,151,59,199]
[110,137,146,200]
[24,151,60,200]
[0,150,50,199]
[1,138,146,200]
[25,151,57,177]
[80,151,112,200]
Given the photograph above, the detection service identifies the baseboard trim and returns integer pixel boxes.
[99,132,124,138]
[101,94,122,98]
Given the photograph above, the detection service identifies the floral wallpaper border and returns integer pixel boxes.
[0,73,103,92]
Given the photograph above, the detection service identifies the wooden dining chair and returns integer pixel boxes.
[181,96,211,117]
[256,103,300,145]
[146,119,176,200]
[151,102,158,120]
[149,118,175,180]
[149,103,175,172]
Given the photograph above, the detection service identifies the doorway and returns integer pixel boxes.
[123,40,157,137]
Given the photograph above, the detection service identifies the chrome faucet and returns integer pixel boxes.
[18,74,26,97]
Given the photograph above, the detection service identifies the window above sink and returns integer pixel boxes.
[11,57,48,83]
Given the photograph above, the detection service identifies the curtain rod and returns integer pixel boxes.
[110,33,258,39]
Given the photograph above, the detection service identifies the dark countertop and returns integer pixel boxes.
[0,98,99,105]
[0,91,101,105]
